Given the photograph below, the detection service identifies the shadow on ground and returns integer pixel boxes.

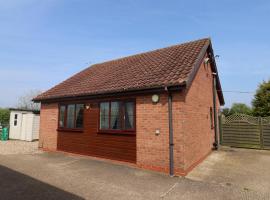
[0,165,83,200]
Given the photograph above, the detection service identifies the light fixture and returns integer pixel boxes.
[204,57,210,64]
[85,104,90,110]
[152,94,160,103]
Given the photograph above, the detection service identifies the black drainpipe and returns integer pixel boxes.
[167,88,174,176]
[212,73,218,150]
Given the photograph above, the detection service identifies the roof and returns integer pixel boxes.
[9,108,40,114]
[34,38,224,105]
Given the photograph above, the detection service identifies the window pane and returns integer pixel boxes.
[75,104,84,128]
[14,114,18,126]
[125,102,134,129]
[110,102,121,130]
[100,102,109,129]
[67,104,75,128]
[59,105,66,128]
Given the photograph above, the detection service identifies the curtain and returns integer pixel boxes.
[111,102,120,129]
[59,105,66,127]
[100,102,109,129]
[75,104,84,128]
[125,102,134,129]
[67,104,75,128]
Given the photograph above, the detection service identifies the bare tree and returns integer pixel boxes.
[17,90,42,111]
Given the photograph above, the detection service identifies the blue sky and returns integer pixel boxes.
[0,0,269,108]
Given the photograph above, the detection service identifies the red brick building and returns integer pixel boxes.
[34,38,224,176]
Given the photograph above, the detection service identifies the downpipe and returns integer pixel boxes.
[212,73,218,150]
[166,87,174,176]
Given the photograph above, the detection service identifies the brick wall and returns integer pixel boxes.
[39,103,58,151]
[136,92,185,174]
[136,54,220,175]
[136,94,170,173]
[176,55,220,174]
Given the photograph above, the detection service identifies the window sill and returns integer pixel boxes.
[57,128,84,133]
[98,130,136,135]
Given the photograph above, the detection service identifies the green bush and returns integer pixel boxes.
[0,108,10,127]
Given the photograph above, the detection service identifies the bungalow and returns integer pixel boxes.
[34,38,224,176]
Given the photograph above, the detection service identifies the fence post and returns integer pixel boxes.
[259,117,264,149]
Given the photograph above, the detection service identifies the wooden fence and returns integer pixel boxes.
[220,114,270,150]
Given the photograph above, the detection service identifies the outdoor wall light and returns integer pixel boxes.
[85,104,91,110]
[155,129,160,136]
[204,57,210,64]
[152,94,160,103]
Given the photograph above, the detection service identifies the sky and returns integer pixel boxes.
[0,0,269,108]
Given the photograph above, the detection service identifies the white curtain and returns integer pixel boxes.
[111,102,120,129]
[67,104,75,128]
[125,102,134,129]
[100,102,109,129]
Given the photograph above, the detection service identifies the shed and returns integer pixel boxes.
[9,108,40,141]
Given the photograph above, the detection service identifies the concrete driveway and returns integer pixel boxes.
[0,142,269,200]
[187,147,270,197]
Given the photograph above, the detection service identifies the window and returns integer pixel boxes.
[14,114,18,126]
[99,100,135,132]
[59,104,84,130]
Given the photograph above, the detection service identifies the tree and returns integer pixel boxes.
[17,90,42,111]
[221,103,252,116]
[0,108,10,126]
[230,103,252,115]
[252,80,270,117]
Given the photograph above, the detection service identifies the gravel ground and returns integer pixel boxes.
[0,140,39,155]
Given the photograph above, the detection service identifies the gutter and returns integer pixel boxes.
[33,84,185,103]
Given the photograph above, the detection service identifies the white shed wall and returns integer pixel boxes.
[32,114,40,140]
[9,111,23,140]
[9,110,40,141]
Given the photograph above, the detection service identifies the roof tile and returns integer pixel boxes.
[35,38,210,101]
